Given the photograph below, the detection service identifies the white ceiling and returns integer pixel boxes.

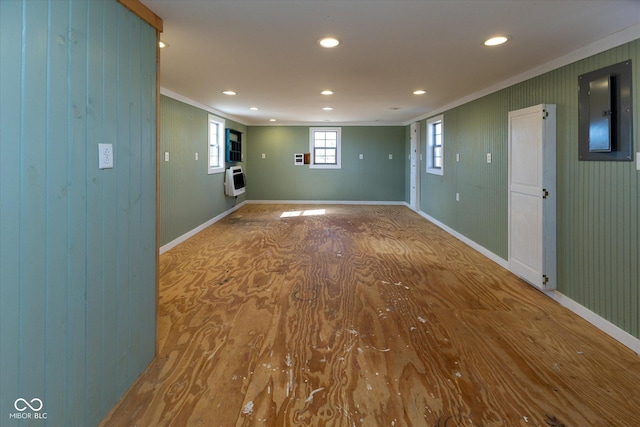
[142,0,640,126]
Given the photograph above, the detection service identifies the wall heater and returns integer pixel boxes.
[224,166,246,197]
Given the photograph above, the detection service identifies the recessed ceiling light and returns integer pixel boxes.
[269,119,277,122]
[249,107,259,111]
[413,90,427,95]
[484,36,509,46]
[222,90,237,96]
[318,37,340,48]
[322,107,333,111]
[158,41,169,49]
[321,90,334,95]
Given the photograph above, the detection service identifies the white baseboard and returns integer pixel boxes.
[159,201,247,254]
[159,200,640,355]
[247,200,407,205]
[417,210,640,355]
[417,210,509,269]
[161,200,405,254]
[546,291,640,355]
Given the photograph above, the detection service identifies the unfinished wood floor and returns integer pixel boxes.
[101,204,640,427]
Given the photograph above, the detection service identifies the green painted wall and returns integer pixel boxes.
[0,1,157,425]
[420,90,510,258]
[160,96,247,246]
[418,40,640,339]
[246,126,405,201]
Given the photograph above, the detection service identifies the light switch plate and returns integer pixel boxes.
[486,153,492,163]
[98,144,113,169]
[359,154,364,160]
[637,152,640,171]
[389,154,393,160]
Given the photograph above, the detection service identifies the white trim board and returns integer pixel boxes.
[405,24,640,126]
[417,210,509,269]
[546,291,640,355]
[247,200,406,206]
[160,88,407,127]
[159,201,247,254]
[160,200,404,254]
[161,87,247,125]
[417,210,640,355]
[158,200,640,355]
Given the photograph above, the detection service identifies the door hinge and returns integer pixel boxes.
[542,188,549,199]
[543,275,549,285]
[542,110,549,119]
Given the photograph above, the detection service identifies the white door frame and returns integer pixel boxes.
[410,121,420,211]
[508,104,557,291]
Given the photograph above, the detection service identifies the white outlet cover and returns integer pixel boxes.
[165,152,169,162]
[456,153,460,162]
[359,154,364,159]
[637,153,640,171]
[486,153,492,163]
[389,154,393,160]
[98,143,113,169]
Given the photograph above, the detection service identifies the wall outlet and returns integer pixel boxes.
[456,192,460,201]
[195,152,198,161]
[456,153,460,162]
[164,152,170,162]
[359,153,364,160]
[262,153,266,159]
[486,153,492,163]
[389,154,393,160]
[98,143,113,169]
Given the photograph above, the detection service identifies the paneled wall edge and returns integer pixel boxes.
[160,201,248,254]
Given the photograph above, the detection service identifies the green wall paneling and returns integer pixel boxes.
[246,126,406,201]
[160,95,247,246]
[419,39,640,340]
[404,125,412,205]
[0,1,157,425]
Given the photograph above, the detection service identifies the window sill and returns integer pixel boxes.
[309,164,341,170]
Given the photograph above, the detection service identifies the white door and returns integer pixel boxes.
[508,104,556,291]
[410,122,420,211]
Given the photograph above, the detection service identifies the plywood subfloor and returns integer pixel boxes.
[101,204,640,426]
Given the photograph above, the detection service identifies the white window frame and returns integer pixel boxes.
[309,127,341,169]
[426,115,444,176]
[208,114,226,174]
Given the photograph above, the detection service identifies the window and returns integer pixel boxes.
[309,127,341,169]
[426,115,444,175]
[208,115,225,174]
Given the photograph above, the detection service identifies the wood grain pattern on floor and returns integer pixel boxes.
[100,204,640,426]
